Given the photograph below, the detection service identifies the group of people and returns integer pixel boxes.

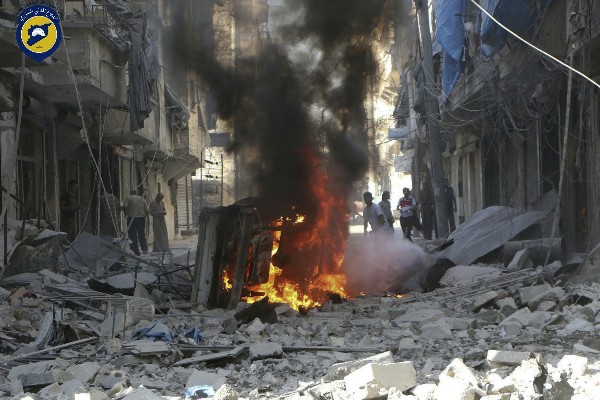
[362,177,457,241]
[59,180,170,256]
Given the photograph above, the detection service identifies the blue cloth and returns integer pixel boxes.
[435,0,467,101]
[131,320,173,342]
[177,325,203,344]
[480,0,551,57]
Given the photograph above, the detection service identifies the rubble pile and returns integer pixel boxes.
[1,265,600,400]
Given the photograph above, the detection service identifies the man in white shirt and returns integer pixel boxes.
[363,191,387,237]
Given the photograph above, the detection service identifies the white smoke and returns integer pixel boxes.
[342,235,427,296]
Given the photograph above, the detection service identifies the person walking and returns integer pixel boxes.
[149,192,169,253]
[363,191,387,237]
[378,190,395,233]
[397,187,417,241]
[444,178,457,233]
[60,180,80,243]
[123,189,149,256]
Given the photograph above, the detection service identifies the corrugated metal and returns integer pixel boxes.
[176,176,191,230]
[439,206,548,265]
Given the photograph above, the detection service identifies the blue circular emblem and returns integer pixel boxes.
[16,5,62,62]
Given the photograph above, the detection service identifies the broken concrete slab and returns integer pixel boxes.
[497,298,518,316]
[344,362,417,396]
[327,351,394,380]
[487,350,534,367]
[393,309,445,325]
[186,369,226,392]
[518,284,552,305]
[506,248,533,271]
[472,291,498,313]
[249,342,283,361]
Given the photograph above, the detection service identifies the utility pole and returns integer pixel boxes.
[414,0,448,238]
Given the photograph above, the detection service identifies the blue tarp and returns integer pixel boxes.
[480,0,552,57]
[435,0,467,101]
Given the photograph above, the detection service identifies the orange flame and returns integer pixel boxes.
[242,150,349,310]
[223,272,232,291]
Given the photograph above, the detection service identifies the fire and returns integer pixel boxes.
[241,150,350,311]
[223,272,232,291]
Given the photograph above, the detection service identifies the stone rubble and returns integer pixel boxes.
[1,270,600,399]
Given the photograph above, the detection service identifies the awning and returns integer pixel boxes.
[163,153,201,181]
[103,131,153,146]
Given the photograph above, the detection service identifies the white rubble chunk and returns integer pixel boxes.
[60,379,86,397]
[248,342,283,361]
[411,383,437,399]
[66,362,101,384]
[344,362,417,395]
[557,355,588,377]
[559,318,595,335]
[527,311,553,329]
[433,377,475,400]
[487,350,533,367]
[439,358,479,388]
[518,284,551,305]
[213,384,239,400]
[510,358,545,398]
[480,395,511,400]
[387,387,417,399]
[245,318,266,336]
[327,351,394,380]
[186,369,226,392]
[446,318,476,330]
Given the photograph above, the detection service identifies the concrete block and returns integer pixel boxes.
[420,321,453,340]
[344,362,417,395]
[66,362,101,384]
[499,308,533,328]
[248,342,283,361]
[60,379,85,397]
[528,311,553,329]
[537,300,557,311]
[499,322,522,337]
[557,355,588,377]
[529,287,565,310]
[518,284,552,305]
[328,351,394,380]
[447,318,476,330]
[477,310,503,326]
[487,350,533,367]
[472,291,498,313]
[497,298,518,316]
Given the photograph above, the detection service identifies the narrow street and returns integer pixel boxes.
[1,0,600,399]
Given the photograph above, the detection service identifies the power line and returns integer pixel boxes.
[470,0,600,90]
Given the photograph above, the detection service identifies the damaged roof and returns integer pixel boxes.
[438,206,549,266]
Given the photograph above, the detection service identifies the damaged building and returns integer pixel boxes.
[3,1,600,400]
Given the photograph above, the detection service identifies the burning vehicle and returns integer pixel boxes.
[192,193,349,312]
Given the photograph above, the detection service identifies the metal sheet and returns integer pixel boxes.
[439,206,548,265]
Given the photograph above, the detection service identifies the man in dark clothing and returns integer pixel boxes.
[123,189,149,255]
[60,180,80,243]
[420,176,435,240]
[444,178,457,232]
